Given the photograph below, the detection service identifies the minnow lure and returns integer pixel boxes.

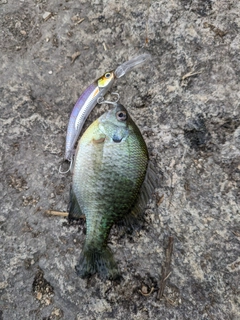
[64,71,115,163]
[63,53,151,165]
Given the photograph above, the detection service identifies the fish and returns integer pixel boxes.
[68,103,156,280]
[64,54,151,164]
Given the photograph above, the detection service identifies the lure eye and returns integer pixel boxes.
[116,110,127,122]
[105,72,111,79]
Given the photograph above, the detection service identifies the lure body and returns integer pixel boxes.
[64,54,151,162]
[65,72,115,161]
[68,104,151,279]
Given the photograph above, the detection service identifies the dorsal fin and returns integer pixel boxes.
[117,161,159,230]
[132,161,159,216]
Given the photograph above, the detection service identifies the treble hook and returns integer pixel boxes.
[59,158,73,174]
[97,92,120,105]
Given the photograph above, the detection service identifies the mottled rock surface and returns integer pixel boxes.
[0,0,239,319]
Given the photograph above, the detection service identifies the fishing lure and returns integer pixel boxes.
[62,53,151,169]
[64,71,115,163]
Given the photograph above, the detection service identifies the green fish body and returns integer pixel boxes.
[68,103,152,280]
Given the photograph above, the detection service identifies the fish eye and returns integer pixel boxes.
[105,72,111,78]
[116,110,127,121]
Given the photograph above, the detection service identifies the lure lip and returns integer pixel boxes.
[114,53,151,79]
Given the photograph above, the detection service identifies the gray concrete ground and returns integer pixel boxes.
[0,0,239,319]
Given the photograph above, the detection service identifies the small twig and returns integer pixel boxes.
[45,210,68,217]
[232,231,240,237]
[181,68,202,87]
[163,294,176,306]
[76,18,85,25]
[70,51,81,64]
[203,22,227,38]
[102,42,108,51]
[181,70,202,81]
[43,12,52,22]
[157,236,174,300]
[163,271,172,281]
[139,287,155,297]
[156,193,164,207]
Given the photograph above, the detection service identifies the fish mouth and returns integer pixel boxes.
[111,129,128,143]
[112,136,122,143]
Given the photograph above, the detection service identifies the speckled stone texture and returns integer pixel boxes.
[0,0,239,319]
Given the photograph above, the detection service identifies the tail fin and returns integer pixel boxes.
[75,244,120,280]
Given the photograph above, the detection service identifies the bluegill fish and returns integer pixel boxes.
[68,103,156,280]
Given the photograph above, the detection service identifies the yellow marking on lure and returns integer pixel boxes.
[92,87,100,98]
